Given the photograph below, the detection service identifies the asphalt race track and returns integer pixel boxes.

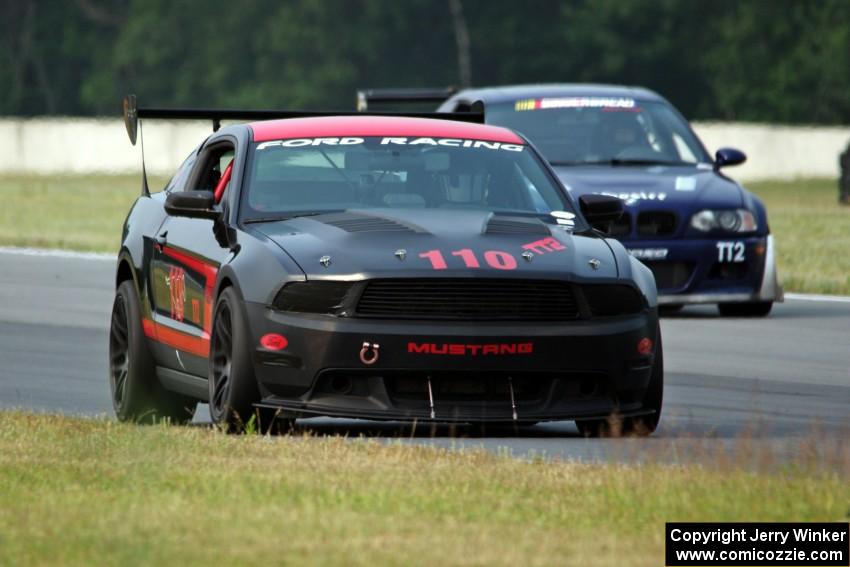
[1,248,848,463]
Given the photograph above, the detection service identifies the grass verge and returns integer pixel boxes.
[748,179,850,295]
[0,175,848,294]
[0,174,163,253]
[0,412,847,566]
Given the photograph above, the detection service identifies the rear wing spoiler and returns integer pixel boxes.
[122,94,485,197]
[122,93,483,145]
[355,87,458,112]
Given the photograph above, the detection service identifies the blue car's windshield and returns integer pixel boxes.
[487,98,712,166]
[240,135,579,223]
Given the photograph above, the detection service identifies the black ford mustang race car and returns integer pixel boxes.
[110,97,662,435]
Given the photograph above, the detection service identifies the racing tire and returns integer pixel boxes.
[208,287,294,433]
[659,304,684,316]
[575,332,663,438]
[109,280,197,424]
[717,301,773,317]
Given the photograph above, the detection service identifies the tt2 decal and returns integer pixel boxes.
[716,241,745,263]
[521,236,567,255]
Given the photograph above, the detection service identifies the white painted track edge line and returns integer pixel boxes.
[0,246,114,261]
[784,292,850,303]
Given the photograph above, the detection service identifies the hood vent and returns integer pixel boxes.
[317,212,419,233]
[485,216,550,236]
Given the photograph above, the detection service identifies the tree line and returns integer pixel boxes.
[2,0,849,124]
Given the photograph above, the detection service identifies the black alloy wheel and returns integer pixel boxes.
[209,287,293,433]
[209,301,235,421]
[109,292,132,412]
[109,280,197,424]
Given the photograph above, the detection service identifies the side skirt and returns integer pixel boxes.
[156,366,209,401]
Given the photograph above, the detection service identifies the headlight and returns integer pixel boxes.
[689,209,757,233]
[272,281,355,315]
[582,284,646,317]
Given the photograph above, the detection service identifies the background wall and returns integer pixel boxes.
[0,118,847,182]
[693,122,850,181]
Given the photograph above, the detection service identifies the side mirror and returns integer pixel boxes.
[579,194,624,228]
[164,191,219,220]
[714,147,746,170]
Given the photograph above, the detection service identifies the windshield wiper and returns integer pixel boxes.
[551,158,691,167]
[243,211,340,224]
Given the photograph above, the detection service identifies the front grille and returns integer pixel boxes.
[636,211,677,236]
[608,212,632,237]
[708,262,749,280]
[356,278,579,320]
[644,261,694,290]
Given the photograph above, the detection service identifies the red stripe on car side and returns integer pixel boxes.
[142,318,156,339]
[142,317,210,358]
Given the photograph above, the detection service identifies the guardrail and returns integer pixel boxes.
[1,117,848,181]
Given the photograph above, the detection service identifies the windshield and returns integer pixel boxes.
[240,136,578,222]
[487,98,712,166]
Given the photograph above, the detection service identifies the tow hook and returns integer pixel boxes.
[359,342,380,365]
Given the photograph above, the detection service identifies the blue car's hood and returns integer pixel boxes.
[553,165,744,211]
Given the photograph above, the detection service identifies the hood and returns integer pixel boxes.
[553,164,744,211]
[253,209,618,281]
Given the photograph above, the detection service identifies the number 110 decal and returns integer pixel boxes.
[716,241,745,263]
[419,249,518,271]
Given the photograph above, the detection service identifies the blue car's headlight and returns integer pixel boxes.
[690,209,757,233]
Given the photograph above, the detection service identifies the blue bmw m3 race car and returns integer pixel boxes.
[359,84,782,316]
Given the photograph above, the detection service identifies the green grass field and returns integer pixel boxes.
[0,175,165,253]
[749,179,850,295]
[0,412,847,566]
[0,175,847,294]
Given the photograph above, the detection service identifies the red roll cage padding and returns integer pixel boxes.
[213,160,233,204]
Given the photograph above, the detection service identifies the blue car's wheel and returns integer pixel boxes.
[718,301,773,317]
